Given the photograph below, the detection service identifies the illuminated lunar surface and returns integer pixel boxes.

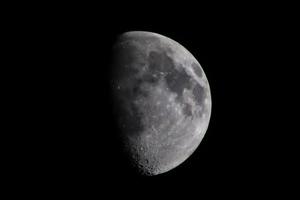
[110,31,211,176]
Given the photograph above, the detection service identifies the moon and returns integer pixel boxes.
[110,31,211,176]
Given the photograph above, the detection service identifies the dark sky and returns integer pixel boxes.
[12,6,287,196]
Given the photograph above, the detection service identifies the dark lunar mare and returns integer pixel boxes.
[147,51,195,103]
[192,62,203,78]
[193,83,206,107]
[147,50,208,119]
[165,67,193,100]
[147,50,207,117]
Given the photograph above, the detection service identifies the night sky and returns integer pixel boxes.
[12,5,284,196]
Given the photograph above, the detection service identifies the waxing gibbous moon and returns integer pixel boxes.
[110,31,211,176]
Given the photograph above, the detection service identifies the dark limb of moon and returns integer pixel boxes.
[110,31,211,176]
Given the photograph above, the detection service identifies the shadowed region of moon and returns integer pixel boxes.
[110,31,211,176]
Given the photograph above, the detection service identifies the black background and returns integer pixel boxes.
[6,4,288,197]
